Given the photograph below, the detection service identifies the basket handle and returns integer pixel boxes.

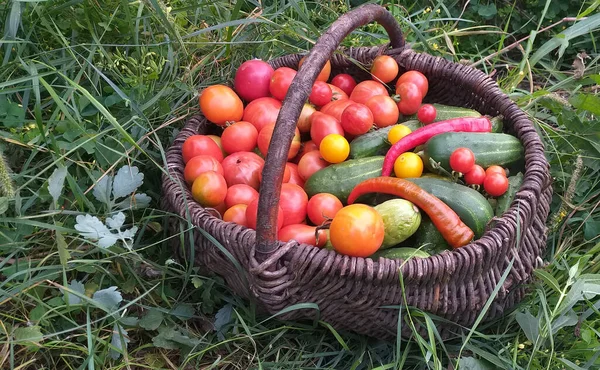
[255,4,405,262]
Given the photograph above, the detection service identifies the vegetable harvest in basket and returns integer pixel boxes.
[182,56,525,260]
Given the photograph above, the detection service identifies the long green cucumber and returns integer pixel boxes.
[400,103,481,123]
[349,120,422,159]
[304,156,384,203]
[371,247,430,260]
[424,132,524,173]
[495,172,524,216]
[406,177,494,238]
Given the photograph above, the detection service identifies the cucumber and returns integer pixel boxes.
[401,103,481,123]
[371,247,430,260]
[495,172,524,216]
[409,215,450,255]
[349,120,422,159]
[407,177,494,238]
[304,156,384,203]
[424,132,524,173]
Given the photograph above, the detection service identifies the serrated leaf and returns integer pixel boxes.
[92,286,122,312]
[75,214,118,248]
[62,280,85,305]
[14,326,43,347]
[170,304,195,321]
[115,193,151,210]
[109,323,130,360]
[106,212,125,229]
[214,303,232,338]
[515,310,540,342]
[48,165,67,204]
[0,197,8,214]
[139,309,164,330]
[112,165,144,199]
[93,174,112,205]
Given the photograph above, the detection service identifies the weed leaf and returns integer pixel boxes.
[63,280,85,305]
[139,309,164,331]
[109,323,130,360]
[48,165,67,204]
[171,304,195,321]
[115,193,151,210]
[0,197,8,214]
[92,286,122,312]
[113,165,144,199]
[106,212,125,229]
[214,303,232,339]
[515,310,540,342]
[93,175,113,205]
[14,326,43,348]
[75,214,118,248]
[457,356,493,370]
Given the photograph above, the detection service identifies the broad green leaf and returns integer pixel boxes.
[62,280,85,305]
[152,325,200,350]
[112,165,144,199]
[0,197,8,214]
[92,286,122,312]
[139,309,164,331]
[551,310,578,334]
[584,220,600,241]
[170,304,195,321]
[477,3,497,18]
[214,303,232,338]
[515,310,540,342]
[109,323,130,360]
[569,94,600,115]
[457,356,494,370]
[534,269,562,293]
[14,326,43,348]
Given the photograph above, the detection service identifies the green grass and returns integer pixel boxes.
[1,0,599,369]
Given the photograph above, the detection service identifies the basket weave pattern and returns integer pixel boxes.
[161,5,552,338]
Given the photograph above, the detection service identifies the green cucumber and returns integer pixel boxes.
[495,172,524,216]
[304,156,384,203]
[409,215,450,255]
[401,103,481,123]
[371,247,430,260]
[407,177,494,238]
[424,132,524,173]
[349,120,422,159]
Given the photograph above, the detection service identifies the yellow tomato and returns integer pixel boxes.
[394,152,423,178]
[387,124,412,145]
[319,134,350,164]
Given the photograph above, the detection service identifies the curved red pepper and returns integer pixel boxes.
[382,117,492,176]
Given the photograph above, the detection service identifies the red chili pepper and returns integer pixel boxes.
[348,177,474,248]
[382,117,492,176]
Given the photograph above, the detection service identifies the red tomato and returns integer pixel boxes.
[396,82,422,115]
[280,183,309,226]
[293,140,319,164]
[340,103,374,135]
[449,148,476,174]
[371,55,399,83]
[221,121,258,154]
[299,57,331,82]
[417,104,437,124]
[270,67,297,101]
[349,80,388,105]
[307,193,343,226]
[224,184,259,209]
[286,162,305,188]
[309,112,345,147]
[485,165,506,177]
[328,84,349,101]
[245,198,284,231]
[257,123,301,159]
[484,172,509,197]
[297,103,316,133]
[223,204,249,226]
[396,70,428,98]
[182,135,224,163]
[199,85,244,126]
[221,151,265,190]
[297,151,329,181]
[331,74,357,96]
[191,171,227,207]
[365,95,400,128]
[242,97,282,132]
[320,99,353,121]
[278,224,327,248]
[234,59,274,102]
[184,155,224,185]
[206,135,227,158]
[464,165,486,186]
[309,81,333,106]
[329,204,385,257]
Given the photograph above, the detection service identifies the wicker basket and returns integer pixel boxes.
[161,4,552,338]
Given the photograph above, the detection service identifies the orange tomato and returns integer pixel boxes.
[371,55,399,83]
[299,56,331,82]
[223,204,249,226]
[199,85,244,125]
[191,171,228,207]
[329,204,385,257]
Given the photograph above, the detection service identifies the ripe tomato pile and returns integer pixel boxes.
[182,55,521,258]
